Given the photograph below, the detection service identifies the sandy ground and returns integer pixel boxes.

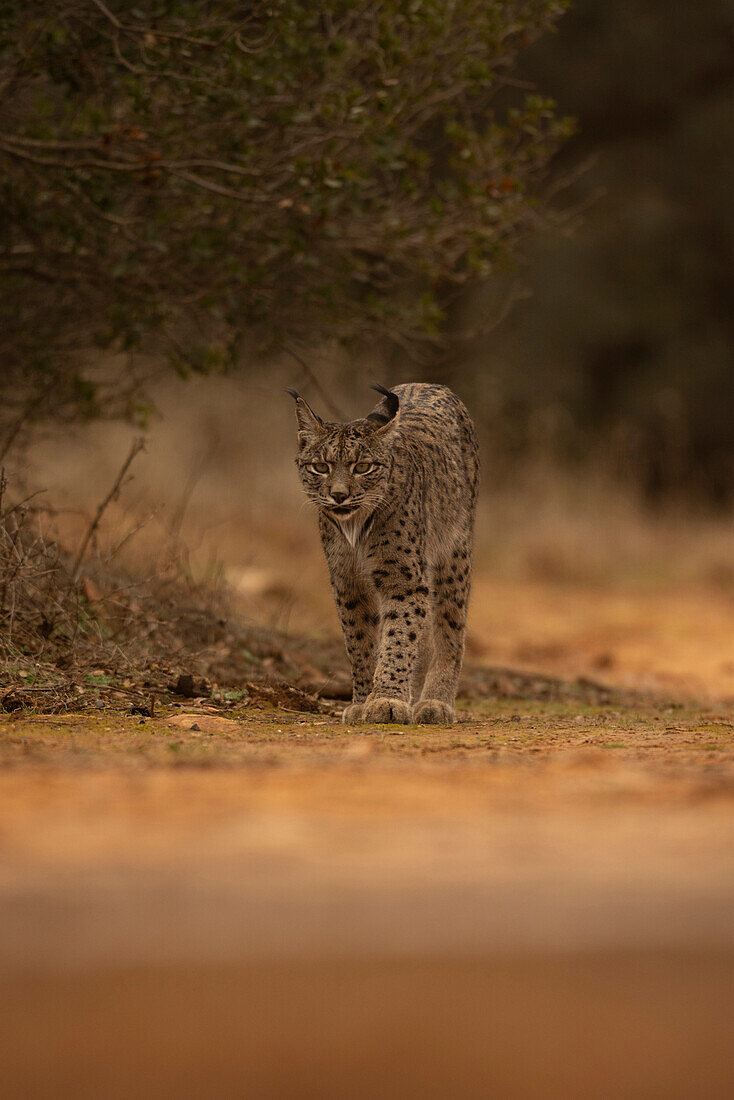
[470,576,734,700]
[4,954,733,1099]
[3,700,734,963]
[2,687,734,1096]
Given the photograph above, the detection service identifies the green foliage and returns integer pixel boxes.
[0,0,571,430]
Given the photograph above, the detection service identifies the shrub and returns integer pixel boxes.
[0,0,570,437]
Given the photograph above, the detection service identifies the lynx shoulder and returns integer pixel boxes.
[289,382,478,725]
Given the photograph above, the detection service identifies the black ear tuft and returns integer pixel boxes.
[368,382,399,422]
[286,388,325,434]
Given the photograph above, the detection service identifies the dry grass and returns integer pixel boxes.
[0,467,301,713]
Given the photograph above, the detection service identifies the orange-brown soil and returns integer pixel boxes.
[2,684,734,1097]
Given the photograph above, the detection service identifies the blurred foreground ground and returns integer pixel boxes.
[2,698,734,1096]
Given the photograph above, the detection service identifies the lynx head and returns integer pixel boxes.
[287,383,399,545]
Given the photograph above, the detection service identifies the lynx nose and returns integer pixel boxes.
[330,489,349,504]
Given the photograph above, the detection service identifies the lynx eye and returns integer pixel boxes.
[309,461,330,474]
[352,461,374,475]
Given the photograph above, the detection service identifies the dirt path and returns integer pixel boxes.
[470,577,734,700]
[2,696,734,1095]
[2,699,734,966]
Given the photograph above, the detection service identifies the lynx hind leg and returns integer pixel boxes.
[342,701,365,724]
[413,698,456,725]
[413,538,472,725]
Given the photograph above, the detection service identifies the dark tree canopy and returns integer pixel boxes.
[0,0,570,434]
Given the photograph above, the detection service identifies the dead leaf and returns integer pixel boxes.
[79,576,104,604]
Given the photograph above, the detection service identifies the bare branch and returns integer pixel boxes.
[71,437,146,580]
[89,0,122,30]
[0,379,57,464]
[166,167,266,201]
[279,345,348,421]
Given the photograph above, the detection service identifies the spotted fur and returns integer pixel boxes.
[290,382,479,725]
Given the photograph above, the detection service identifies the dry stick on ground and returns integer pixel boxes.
[71,437,146,581]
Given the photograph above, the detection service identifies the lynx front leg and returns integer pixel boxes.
[362,576,429,725]
[413,540,472,725]
[338,585,379,723]
[320,521,378,723]
[335,581,379,723]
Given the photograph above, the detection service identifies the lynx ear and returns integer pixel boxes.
[285,388,325,444]
[366,382,399,432]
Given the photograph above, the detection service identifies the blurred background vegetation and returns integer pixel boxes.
[3,0,734,653]
[5,0,733,502]
[467,0,734,506]
[0,0,569,435]
[4,0,734,513]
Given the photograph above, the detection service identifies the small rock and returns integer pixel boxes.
[168,713,237,733]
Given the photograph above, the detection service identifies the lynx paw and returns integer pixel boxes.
[362,696,412,724]
[413,699,456,725]
[342,702,365,724]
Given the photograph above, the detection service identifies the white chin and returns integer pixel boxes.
[336,511,363,548]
